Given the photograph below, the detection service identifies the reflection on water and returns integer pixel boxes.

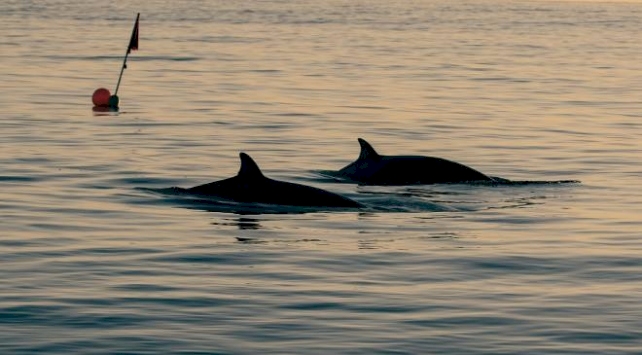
[214,217,263,230]
[234,217,262,230]
[2,0,642,354]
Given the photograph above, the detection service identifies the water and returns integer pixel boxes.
[2,0,642,353]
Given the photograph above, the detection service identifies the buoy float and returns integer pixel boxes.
[91,13,139,111]
[92,88,111,107]
[108,95,120,108]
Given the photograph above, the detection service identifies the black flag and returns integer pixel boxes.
[127,13,139,54]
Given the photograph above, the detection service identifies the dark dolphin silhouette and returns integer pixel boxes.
[187,153,362,208]
[328,138,498,185]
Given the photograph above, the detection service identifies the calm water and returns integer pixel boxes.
[2,0,642,353]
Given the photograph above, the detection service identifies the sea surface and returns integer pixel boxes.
[2,0,642,353]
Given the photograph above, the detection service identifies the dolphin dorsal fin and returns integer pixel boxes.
[237,153,265,179]
[357,138,381,161]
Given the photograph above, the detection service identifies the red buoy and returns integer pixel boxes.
[92,88,111,107]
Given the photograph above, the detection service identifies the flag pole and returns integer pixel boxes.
[111,13,139,107]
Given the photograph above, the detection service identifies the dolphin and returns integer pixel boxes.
[327,138,498,185]
[187,153,362,208]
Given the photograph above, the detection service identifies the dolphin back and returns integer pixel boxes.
[262,179,362,207]
[372,156,493,185]
[188,153,362,208]
[336,138,495,185]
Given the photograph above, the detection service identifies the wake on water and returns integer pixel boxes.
[137,187,366,215]
[137,187,449,214]
[136,173,580,215]
[315,170,580,186]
